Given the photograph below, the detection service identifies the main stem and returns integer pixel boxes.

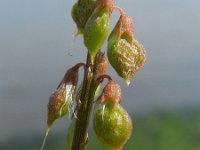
[71,53,99,150]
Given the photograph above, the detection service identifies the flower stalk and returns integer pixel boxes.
[71,53,100,150]
[40,0,146,150]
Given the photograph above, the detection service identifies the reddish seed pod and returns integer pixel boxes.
[98,80,121,105]
[47,84,73,126]
[40,63,82,150]
[47,63,82,126]
[109,14,134,43]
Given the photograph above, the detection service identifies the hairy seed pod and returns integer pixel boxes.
[84,0,113,62]
[93,100,133,150]
[40,64,81,150]
[107,14,146,85]
[98,80,121,105]
[47,84,74,127]
[47,63,81,126]
[71,0,97,34]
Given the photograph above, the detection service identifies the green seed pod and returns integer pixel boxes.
[84,0,113,62]
[93,101,133,150]
[107,14,146,85]
[93,80,132,149]
[71,0,97,34]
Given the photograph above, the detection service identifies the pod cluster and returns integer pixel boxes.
[41,0,146,149]
[72,0,146,84]
[71,0,146,149]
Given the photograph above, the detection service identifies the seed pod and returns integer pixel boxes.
[71,0,97,34]
[40,84,75,150]
[98,80,121,105]
[107,14,146,85]
[40,64,81,150]
[93,101,133,150]
[47,63,81,126]
[47,84,74,127]
[84,0,113,62]
[93,80,132,149]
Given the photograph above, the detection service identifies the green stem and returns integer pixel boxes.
[71,53,99,150]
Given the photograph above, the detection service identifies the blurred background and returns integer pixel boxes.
[0,0,200,149]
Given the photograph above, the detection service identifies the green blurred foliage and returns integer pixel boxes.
[1,109,200,150]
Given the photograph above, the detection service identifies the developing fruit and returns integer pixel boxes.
[107,14,146,85]
[47,84,74,127]
[40,63,81,150]
[84,0,113,62]
[93,79,132,149]
[71,0,97,34]
[93,100,133,150]
[98,80,121,105]
[47,63,81,126]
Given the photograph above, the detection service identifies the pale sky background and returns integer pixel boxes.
[0,0,200,142]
